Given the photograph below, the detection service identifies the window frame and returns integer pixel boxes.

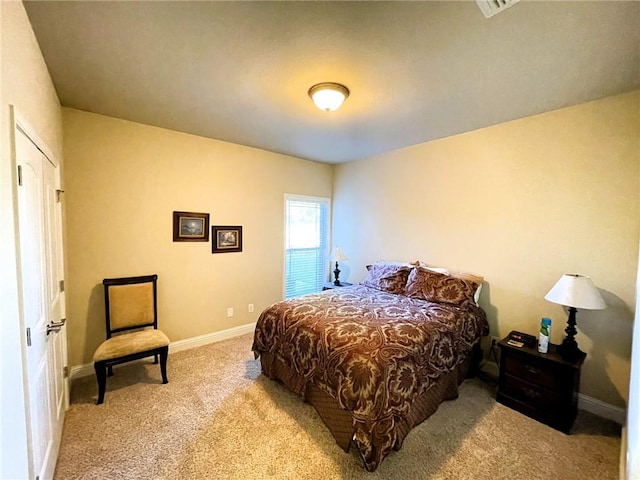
[283,194,331,299]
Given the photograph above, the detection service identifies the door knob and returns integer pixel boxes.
[46,318,66,335]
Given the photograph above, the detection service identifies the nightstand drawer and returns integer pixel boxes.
[502,374,562,411]
[503,353,568,390]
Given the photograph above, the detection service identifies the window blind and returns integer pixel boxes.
[284,196,329,299]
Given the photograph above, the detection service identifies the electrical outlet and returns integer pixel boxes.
[227,307,234,318]
[248,304,254,313]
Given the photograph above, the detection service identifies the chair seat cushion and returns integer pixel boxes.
[93,329,170,362]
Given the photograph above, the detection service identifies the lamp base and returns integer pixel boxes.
[557,340,585,362]
[333,262,341,286]
[557,306,586,361]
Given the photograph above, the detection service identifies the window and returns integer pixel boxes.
[284,195,329,299]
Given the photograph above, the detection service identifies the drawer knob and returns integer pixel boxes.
[525,366,541,376]
[521,386,541,399]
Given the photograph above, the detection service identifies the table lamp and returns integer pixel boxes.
[544,274,606,360]
[329,247,348,286]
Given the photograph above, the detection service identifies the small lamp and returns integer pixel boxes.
[329,247,349,286]
[544,274,606,360]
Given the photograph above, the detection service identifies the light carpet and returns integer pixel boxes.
[55,333,621,479]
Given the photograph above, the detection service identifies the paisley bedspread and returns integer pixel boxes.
[252,284,488,471]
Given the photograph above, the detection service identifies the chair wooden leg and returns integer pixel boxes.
[154,354,158,364]
[107,365,114,377]
[159,348,169,384]
[95,362,107,405]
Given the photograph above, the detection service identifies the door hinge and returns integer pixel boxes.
[17,165,23,186]
[63,366,69,378]
[26,327,31,347]
[56,189,65,203]
[59,279,65,292]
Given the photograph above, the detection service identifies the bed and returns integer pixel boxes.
[252,262,488,471]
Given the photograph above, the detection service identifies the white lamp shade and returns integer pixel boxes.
[329,247,349,262]
[308,83,349,112]
[544,274,606,310]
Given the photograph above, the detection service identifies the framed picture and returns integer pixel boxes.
[173,211,210,242]
[212,226,243,253]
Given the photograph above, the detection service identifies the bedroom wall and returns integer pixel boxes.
[627,241,640,477]
[63,108,333,367]
[0,1,64,477]
[332,91,640,408]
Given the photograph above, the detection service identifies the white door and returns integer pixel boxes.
[42,141,67,460]
[15,122,67,480]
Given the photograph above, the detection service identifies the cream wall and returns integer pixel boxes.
[63,108,333,367]
[333,91,640,408]
[627,241,640,477]
[0,1,63,478]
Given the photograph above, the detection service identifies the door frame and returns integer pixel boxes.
[10,105,68,479]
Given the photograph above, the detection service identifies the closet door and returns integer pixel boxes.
[15,121,66,480]
[42,149,67,458]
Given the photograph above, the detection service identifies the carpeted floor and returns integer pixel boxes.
[55,333,621,480]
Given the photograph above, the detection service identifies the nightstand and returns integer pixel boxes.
[322,281,353,291]
[496,337,585,434]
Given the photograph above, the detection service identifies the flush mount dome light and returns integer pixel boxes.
[308,82,350,112]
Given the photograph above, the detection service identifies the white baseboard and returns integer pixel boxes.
[69,322,257,381]
[480,360,625,425]
[169,322,256,353]
[579,393,626,425]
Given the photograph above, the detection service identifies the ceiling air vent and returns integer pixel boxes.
[476,0,521,18]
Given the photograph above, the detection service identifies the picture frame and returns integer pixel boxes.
[212,226,243,253]
[173,211,210,242]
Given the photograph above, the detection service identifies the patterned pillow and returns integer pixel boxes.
[450,271,484,304]
[361,263,412,295]
[405,267,479,306]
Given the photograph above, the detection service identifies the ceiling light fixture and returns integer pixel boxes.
[308,83,350,112]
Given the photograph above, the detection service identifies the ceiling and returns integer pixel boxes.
[24,1,640,164]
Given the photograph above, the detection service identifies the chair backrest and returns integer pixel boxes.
[103,274,158,338]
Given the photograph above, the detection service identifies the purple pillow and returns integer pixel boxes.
[361,263,412,295]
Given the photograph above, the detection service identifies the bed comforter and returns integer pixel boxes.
[252,284,488,471]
